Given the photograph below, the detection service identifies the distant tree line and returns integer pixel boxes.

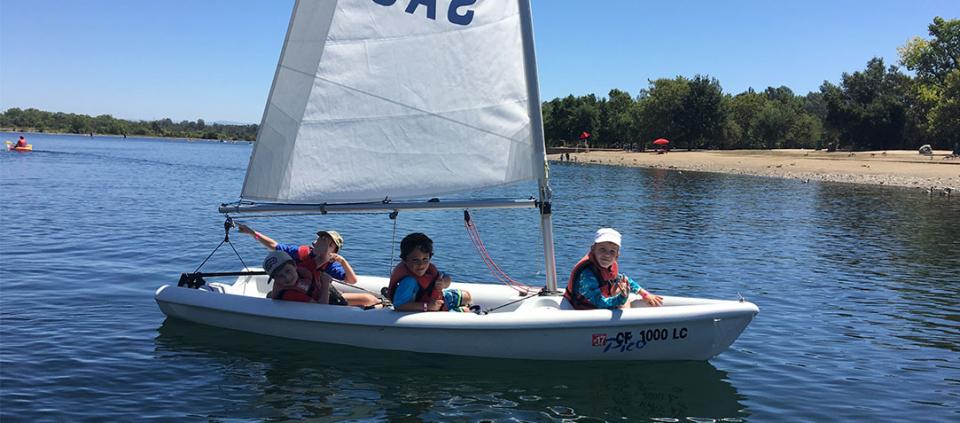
[0,109,258,141]
[543,17,959,152]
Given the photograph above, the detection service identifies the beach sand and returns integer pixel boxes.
[549,149,960,192]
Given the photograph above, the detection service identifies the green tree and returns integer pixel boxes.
[635,77,690,147]
[599,89,636,147]
[899,17,960,146]
[679,75,725,149]
[822,58,909,150]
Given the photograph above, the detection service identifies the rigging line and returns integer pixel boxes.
[310,74,526,143]
[470,231,533,295]
[228,241,251,271]
[466,222,521,290]
[465,223,512,287]
[389,210,399,274]
[192,239,227,274]
[482,290,541,315]
[466,222,517,285]
[464,214,528,290]
[463,212,535,294]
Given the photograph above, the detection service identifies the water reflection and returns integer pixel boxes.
[155,319,747,421]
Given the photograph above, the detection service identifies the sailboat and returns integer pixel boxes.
[155,0,758,361]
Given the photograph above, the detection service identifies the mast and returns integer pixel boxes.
[517,0,559,294]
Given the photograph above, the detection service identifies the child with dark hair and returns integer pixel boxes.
[386,233,474,312]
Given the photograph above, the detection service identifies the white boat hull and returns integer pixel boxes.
[155,274,758,361]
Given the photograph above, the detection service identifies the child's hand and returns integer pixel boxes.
[641,291,664,307]
[613,276,630,297]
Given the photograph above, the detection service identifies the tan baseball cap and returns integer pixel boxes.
[316,230,343,252]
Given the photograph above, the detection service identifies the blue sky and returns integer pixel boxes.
[1,0,956,123]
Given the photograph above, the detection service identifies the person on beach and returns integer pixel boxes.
[237,223,381,308]
[563,228,663,310]
[262,250,332,303]
[386,233,475,312]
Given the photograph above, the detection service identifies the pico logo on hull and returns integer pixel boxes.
[372,0,478,26]
[593,327,689,354]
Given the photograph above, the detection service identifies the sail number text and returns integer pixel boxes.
[372,0,477,26]
[592,327,688,353]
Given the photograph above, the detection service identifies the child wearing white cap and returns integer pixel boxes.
[563,228,663,309]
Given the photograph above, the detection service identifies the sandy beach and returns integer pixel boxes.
[549,149,960,192]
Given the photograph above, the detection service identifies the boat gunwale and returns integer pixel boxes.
[155,284,759,331]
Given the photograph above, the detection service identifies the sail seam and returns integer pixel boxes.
[274,65,527,143]
[301,74,529,144]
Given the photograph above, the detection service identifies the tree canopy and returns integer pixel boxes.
[541,17,957,152]
[0,108,257,141]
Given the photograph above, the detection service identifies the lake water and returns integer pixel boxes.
[1,133,958,422]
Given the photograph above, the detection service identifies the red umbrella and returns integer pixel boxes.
[653,138,670,145]
[579,131,591,140]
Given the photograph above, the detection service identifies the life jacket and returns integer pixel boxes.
[16,139,26,147]
[386,262,443,305]
[293,245,331,280]
[273,266,322,302]
[563,253,620,310]
[291,245,349,305]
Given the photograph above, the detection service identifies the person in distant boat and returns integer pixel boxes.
[386,232,475,312]
[563,228,663,310]
[262,250,332,303]
[237,223,380,308]
[15,136,27,148]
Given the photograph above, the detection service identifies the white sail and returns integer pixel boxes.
[242,0,545,203]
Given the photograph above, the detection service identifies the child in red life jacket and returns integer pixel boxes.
[263,250,332,303]
[563,228,663,310]
[386,233,474,312]
[16,136,27,148]
[238,223,380,308]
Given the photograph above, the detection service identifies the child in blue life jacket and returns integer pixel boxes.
[386,233,474,312]
[563,228,663,310]
[263,250,332,303]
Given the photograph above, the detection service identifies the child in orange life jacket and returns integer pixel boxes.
[386,233,474,312]
[263,250,332,303]
[237,223,380,308]
[563,228,663,310]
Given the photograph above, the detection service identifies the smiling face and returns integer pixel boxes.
[404,248,432,277]
[591,241,620,268]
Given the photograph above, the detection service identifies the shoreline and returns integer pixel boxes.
[549,149,959,192]
[1,130,254,143]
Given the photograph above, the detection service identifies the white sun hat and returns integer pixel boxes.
[594,228,621,246]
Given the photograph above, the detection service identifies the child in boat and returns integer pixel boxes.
[263,250,332,303]
[563,228,663,309]
[386,232,474,312]
[238,223,380,308]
